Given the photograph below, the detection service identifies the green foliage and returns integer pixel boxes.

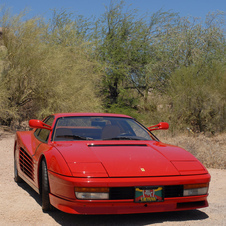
[94,2,178,106]
[0,10,102,125]
[167,64,226,133]
[0,1,225,134]
[105,104,140,121]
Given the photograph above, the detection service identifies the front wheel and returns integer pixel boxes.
[41,159,52,212]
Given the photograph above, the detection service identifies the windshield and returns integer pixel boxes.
[53,116,153,141]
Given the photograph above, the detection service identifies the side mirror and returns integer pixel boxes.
[29,119,52,131]
[148,122,169,131]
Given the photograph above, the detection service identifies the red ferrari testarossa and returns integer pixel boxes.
[14,113,210,214]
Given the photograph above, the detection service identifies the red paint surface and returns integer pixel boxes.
[15,113,211,214]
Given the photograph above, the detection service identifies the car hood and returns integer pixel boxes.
[54,141,207,177]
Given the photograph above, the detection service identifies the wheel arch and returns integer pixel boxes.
[38,147,72,194]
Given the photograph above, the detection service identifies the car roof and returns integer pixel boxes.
[52,112,133,119]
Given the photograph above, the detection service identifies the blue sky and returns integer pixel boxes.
[0,0,225,21]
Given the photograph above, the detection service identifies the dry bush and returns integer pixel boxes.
[156,131,226,169]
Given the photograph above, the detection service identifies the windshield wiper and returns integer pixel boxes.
[56,135,93,140]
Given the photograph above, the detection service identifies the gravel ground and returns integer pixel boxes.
[0,135,225,226]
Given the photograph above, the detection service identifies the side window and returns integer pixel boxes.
[44,116,54,127]
[34,128,41,137]
[35,116,54,142]
[38,129,50,142]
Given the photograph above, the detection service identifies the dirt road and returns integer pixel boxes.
[0,135,225,226]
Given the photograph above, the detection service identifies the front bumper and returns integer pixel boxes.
[48,171,210,214]
[50,194,208,214]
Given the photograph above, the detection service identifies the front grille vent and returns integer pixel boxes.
[19,148,34,181]
[164,185,183,197]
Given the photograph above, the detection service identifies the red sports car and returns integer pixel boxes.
[14,113,210,214]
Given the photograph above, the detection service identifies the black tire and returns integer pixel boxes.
[14,154,23,183]
[41,159,52,212]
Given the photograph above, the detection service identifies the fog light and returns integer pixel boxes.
[75,187,109,200]
[183,183,209,196]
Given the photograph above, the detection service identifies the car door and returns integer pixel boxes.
[32,116,55,187]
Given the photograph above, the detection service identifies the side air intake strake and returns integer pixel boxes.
[19,148,34,181]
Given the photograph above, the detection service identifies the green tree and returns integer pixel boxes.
[167,64,225,133]
[95,1,178,108]
[0,10,102,126]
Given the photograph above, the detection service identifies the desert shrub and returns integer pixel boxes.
[158,133,226,169]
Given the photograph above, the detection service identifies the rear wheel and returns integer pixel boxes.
[14,154,23,183]
[41,159,52,212]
